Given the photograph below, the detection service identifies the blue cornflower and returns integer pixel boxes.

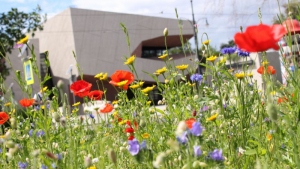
[18,162,28,169]
[223,104,226,109]
[194,146,202,157]
[176,131,188,144]
[133,111,136,117]
[190,73,203,82]
[42,164,48,169]
[37,130,45,137]
[237,48,250,57]
[191,122,203,136]
[46,103,50,109]
[282,144,285,148]
[141,140,147,149]
[35,105,40,111]
[128,138,140,156]
[251,122,253,126]
[291,65,295,72]
[212,149,224,161]
[89,114,94,119]
[217,72,221,76]
[202,106,208,112]
[0,147,2,153]
[57,153,62,160]
[52,163,56,168]
[29,129,33,137]
[221,47,236,55]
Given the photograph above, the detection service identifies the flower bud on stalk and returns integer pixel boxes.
[139,120,146,127]
[267,103,278,121]
[108,149,117,165]
[163,28,168,37]
[10,118,16,129]
[53,112,60,122]
[57,80,64,89]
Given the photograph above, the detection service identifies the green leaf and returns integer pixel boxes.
[244,149,257,155]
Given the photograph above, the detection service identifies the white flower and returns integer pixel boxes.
[92,157,99,163]
[239,147,246,154]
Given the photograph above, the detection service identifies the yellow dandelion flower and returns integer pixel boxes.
[234,72,245,79]
[156,67,168,74]
[262,61,269,66]
[206,113,218,121]
[112,100,118,104]
[124,55,135,65]
[40,86,48,92]
[142,133,150,139]
[176,64,189,70]
[41,105,45,110]
[80,140,86,144]
[100,73,107,80]
[94,73,103,79]
[270,91,276,95]
[104,133,110,136]
[72,102,80,107]
[247,72,254,77]
[141,85,156,93]
[118,120,127,125]
[147,101,152,105]
[87,167,96,169]
[158,54,168,59]
[202,40,211,45]
[72,108,78,113]
[153,72,161,76]
[17,35,29,44]
[4,103,11,106]
[220,57,227,64]
[206,56,217,62]
[117,80,128,87]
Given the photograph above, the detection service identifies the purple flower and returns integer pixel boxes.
[251,122,253,126]
[35,105,40,111]
[133,111,136,117]
[52,163,56,168]
[57,153,62,160]
[37,130,45,137]
[29,129,33,137]
[282,144,285,148]
[42,164,48,169]
[217,72,221,76]
[212,149,224,161]
[264,117,268,122]
[18,162,28,169]
[47,103,50,109]
[0,147,2,153]
[190,73,203,82]
[237,48,250,57]
[191,122,203,136]
[221,47,236,55]
[194,146,202,157]
[89,114,94,119]
[223,104,226,109]
[14,43,23,48]
[202,106,208,112]
[128,138,140,156]
[31,123,34,127]
[176,131,188,144]
[141,140,147,149]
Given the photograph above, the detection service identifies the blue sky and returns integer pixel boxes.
[1,0,287,50]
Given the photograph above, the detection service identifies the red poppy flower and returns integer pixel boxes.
[118,117,123,122]
[257,66,276,75]
[234,24,286,52]
[278,97,288,103]
[134,119,138,130]
[88,90,104,100]
[19,99,35,107]
[99,103,113,113]
[186,118,196,129]
[109,70,135,90]
[0,112,9,125]
[70,80,92,97]
[128,135,135,140]
[125,128,135,133]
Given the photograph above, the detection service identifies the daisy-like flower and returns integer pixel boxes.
[247,72,253,77]
[130,82,144,89]
[142,133,150,139]
[17,35,29,44]
[206,113,218,121]
[40,86,48,92]
[270,91,276,95]
[117,80,128,87]
[147,101,151,105]
[153,72,161,76]
[94,73,103,79]
[100,73,108,80]
[158,54,168,59]
[176,64,189,70]
[156,67,168,74]
[141,85,156,93]
[202,40,211,45]
[4,103,11,106]
[118,120,127,125]
[72,102,80,107]
[112,100,118,104]
[124,55,135,65]
[262,61,269,66]
[206,56,217,62]
[234,72,245,79]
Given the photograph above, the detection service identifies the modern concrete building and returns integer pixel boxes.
[4,8,195,107]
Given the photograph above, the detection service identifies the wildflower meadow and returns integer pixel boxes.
[1,2,300,169]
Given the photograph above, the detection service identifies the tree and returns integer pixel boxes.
[272,1,300,24]
[220,40,235,49]
[0,5,46,79]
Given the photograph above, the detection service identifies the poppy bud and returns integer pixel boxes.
[267,103,278,121]
[5,140,15,148]
[192,109,197,117]
[158,100,163,105]
[60,117,66,126]
[108,149,117,165]
[163,28,168,37]
[53,112,60,122]
[46,152,58,160]
[182,164,188,169]
[15,70,20,75]
[139,120,146,127]
[10,117,16,129]
[57,80,64,89]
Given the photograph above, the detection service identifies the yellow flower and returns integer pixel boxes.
[117,80,128,87]
[228,69,234,73]
[95,73,103,79]
[72,102,80,106]
[40,86,48,92]
[4,103,11,106]
[124,55,135,65]
[112,111,118,116]
[165,79,169,83]
[176,64,189,70]
[270,91,276,95]
[141,85,156,93]
[72,108,78,113]
[144,94,148,96]
[262,61,269,66]
[147,101,152,104]
[258,89,262,93]
[206,113,218,121]
[247,72,254,77]
[156,67,168,74]
[153,72,161,76]
[41,105,45,109]
[188,82,195,87]
[104,133,110,136]
[87,167,96,169]
[17,35,29,44]
[206,56,217,62]
[202,40,211,45]
[130,82,144,89]
[112,100,118,105]
[80,140,86,144]
[267,133,272,141]
[100,73,107,80]
[220,57,227,64]
[234,72,245,79]
[118,120,127,125]
[142,133,150,139]
[158,54,168,59]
